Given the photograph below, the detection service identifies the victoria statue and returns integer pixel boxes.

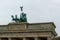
[11,6,27,22]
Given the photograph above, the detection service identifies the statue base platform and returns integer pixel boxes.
[8,22,28,30]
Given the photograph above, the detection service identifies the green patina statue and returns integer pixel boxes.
[20,12,27,22]
[11,15,20,22]
[11,6,27,22]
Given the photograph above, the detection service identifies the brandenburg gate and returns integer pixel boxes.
[0,6,57,40]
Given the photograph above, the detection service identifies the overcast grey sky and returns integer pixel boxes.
[0,0,60,36]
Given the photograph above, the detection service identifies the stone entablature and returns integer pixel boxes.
[0,22,57,40]
[0,22,56,30]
